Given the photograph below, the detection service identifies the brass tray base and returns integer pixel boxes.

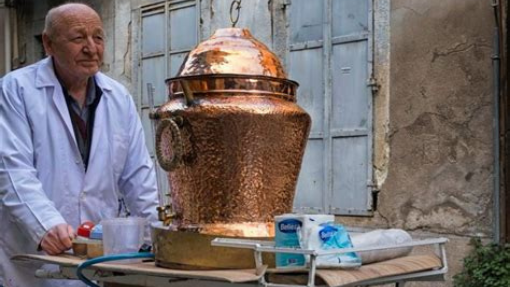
[151,222,275,270]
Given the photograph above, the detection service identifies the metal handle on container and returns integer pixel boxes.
[180,80,194,106]
[155,117,184,171]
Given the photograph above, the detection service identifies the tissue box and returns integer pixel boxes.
[274,214,334,268]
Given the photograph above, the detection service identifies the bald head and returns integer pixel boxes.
[42,2,105,88]
[44,3,101,38]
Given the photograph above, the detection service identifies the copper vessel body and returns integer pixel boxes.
[156,88,310,232]
[152,28,311,257]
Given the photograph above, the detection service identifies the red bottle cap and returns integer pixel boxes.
[77,221,95,238]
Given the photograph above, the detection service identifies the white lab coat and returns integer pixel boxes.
[0,57,159,287]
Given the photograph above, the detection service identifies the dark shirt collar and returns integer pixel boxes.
[52,59,97,109]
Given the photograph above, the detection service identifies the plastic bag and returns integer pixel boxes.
[299,223,361,268]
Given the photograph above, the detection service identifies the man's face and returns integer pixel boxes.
[43,9,104,81]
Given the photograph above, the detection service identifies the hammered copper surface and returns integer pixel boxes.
[152,27,311,237]
[155,95,310,227]
[151,223,275,270]
[176,28,286,78]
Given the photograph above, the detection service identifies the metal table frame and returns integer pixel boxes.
[211,237,449,287]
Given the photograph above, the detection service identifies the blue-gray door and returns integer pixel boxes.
[288,0,374,215]
[139,0,198,203]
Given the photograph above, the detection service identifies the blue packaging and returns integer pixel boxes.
[304,223,361,268]
[274,214,334,268]
[275,216,304,267]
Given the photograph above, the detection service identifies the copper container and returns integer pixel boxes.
[151,28,310,268]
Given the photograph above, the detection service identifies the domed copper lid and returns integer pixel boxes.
[175,28,287,78]
[165,28,298,103]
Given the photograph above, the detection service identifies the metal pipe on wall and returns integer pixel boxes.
[491,0,501,244]
[10,5,18,68]
[3,7,11,73]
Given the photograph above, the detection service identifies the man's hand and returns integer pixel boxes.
[40,223,75,255]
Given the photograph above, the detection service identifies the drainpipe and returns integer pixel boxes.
[3,5,11,73]
[491,0,501,244]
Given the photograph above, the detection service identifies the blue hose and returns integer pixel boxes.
[76,252,155,287]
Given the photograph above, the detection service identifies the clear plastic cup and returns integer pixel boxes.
[101,217,146,263]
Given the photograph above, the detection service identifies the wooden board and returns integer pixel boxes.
[12,253,443,287]
[267,254,443,287]
[11,254,265,283]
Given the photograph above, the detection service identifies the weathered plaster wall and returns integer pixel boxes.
[337,1,494,286]
[391,0,492,285]
[386,0,493,238]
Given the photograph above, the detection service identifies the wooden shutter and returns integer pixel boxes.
[289,0,374,215]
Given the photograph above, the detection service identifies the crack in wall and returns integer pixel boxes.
[402,191,492,236]
[396,5,429,16]
[431,42,475,63]
[375,210,391,228]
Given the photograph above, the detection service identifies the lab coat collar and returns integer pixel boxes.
[35,57,114,172]
[35,57,58,88]
[35,57,113,92]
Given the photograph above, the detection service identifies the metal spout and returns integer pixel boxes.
[157,205,176,226]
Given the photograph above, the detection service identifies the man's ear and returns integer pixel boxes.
[42,33,53,56]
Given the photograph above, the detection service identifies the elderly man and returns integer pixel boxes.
[0,3,158,286]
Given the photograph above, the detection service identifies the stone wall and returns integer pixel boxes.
[340,1,495,285]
